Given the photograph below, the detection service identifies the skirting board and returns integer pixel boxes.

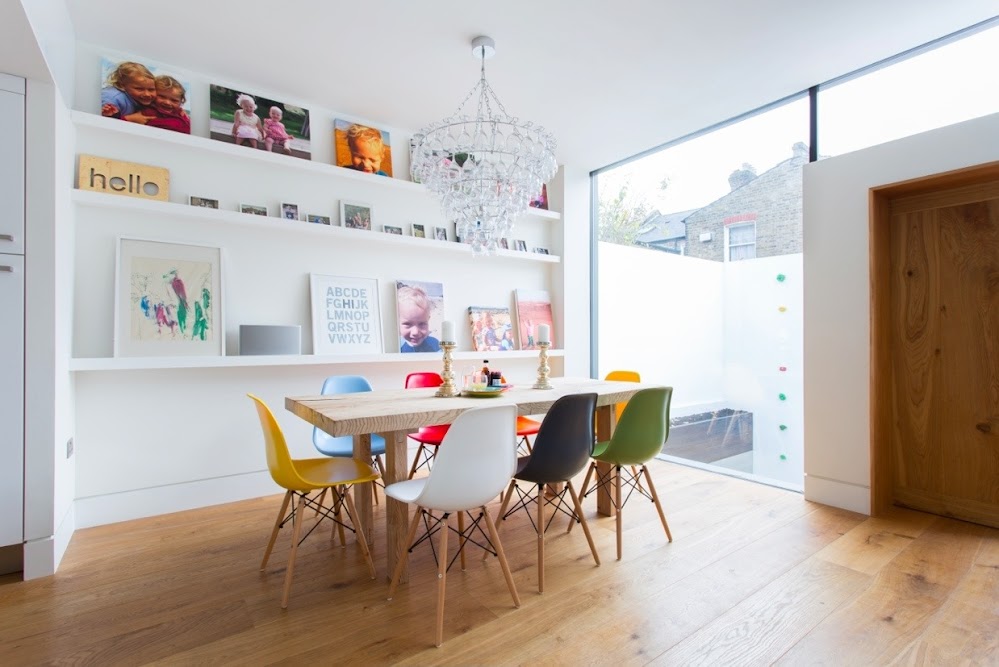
[76,470,278,529]
[23,503,75,579]
[803,474,871,516]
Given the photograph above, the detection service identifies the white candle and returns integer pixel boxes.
[441,320,455,343]
[537,324,550,344]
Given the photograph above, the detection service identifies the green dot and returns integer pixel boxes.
[778,393,787,401]
[776,273,786,282]
[779,424,788,431]
[779,454,787,461]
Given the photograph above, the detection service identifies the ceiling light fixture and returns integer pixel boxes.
[410,36,558,256]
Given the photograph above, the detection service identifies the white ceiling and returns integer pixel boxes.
[66,0,997,172]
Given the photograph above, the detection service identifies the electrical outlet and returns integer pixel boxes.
[66,437,74,459]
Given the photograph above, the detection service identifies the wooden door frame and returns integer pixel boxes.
[868,160,999,516]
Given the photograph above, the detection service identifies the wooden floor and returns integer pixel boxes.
[2,460,997,665]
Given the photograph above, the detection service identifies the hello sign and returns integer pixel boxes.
[77,154,170,201]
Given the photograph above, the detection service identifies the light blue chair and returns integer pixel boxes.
[313,375,387,502]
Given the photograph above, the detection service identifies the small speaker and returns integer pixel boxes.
[239,325,302,355]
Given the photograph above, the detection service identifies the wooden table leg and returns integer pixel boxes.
[353,434,373,545]
[595,405,617,517]
[382,429,410,583]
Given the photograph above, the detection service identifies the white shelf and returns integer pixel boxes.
[72,189,561,263]
[71,111,562,224]
[69,348,565,372]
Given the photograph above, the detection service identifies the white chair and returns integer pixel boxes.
[386,404,521,647]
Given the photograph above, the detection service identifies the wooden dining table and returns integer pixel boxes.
[286,377,659,581]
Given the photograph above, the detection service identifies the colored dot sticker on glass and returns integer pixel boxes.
[776,273,786,282]
[779,393,787,401]
[779,424,788,431]
[778,365,787,372]
[778,306,788,313]
[779,454,787,461]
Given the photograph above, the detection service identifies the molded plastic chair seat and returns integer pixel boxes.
[248,394,378,609]
[387,404,521,647]
[404,372,450,478]
[494,393,600,592]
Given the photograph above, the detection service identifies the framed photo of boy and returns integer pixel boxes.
[333,119,393,177]
[341,201,373,230]
[310,274,382,355]
[280,202,299,220]
[114,238,224,358]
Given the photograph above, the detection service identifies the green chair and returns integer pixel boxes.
[576,386,674,560]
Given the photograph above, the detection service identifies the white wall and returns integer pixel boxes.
[803,111,999,514]
[597,243,805,486]
[70,44,570,528]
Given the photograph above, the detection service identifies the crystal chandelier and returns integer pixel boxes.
[411,36,557,256]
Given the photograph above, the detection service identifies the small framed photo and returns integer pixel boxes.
[280,202,300,220]
[306,214,331,225]
[340,200,372,230]
[383,225,403,235]
[412,223,426,238]
[189,196,218,209]
[240,204,268,216]
[532,247,550,255]
[433,226,448,241]
[514,239,527,252]
[499,238,509,250]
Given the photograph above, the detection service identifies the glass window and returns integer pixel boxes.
[727,222,756,261]
[818,23,999,157]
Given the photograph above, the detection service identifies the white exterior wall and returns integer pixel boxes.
[802,111,999,514]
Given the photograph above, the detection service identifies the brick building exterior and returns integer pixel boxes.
[682,143,807,262]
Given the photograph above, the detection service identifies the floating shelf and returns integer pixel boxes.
[72,111,562,223]
[72,190,561,262]
[69,348,565,372]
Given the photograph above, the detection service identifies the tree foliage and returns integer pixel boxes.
[597,178,667,246]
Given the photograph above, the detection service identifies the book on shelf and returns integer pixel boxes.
[467,306,514,352]
[514,289,554,350]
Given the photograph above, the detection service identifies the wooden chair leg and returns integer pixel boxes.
[482,505,520,609]
[280,493,307,608]
[341,486,377,579]
[332,485,347,547]
[631,465,646,495]
[567,481,600,566]
[569,462,596,534]
[457,511,467,571]
[408,444,426,479]
[642,465,673,542]
[388,508,424,600]
[485,481,516,561]
[435,513,450,647]
[261,490,292,571]
[615,466,624,561]
[313,488,327,518]
[537,483,545,594]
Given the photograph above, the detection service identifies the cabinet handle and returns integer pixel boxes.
[0,234,13,242]
[0,265,13,272]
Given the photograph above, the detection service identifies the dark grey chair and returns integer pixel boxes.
[490,392,601,592]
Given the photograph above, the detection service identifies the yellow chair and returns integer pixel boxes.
[248,394,379,608]
[604,370,645,491]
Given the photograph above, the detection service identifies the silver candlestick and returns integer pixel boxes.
[532,342,553,390]
[435,341,460,397]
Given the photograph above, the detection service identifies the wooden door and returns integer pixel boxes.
[887,180,999,527]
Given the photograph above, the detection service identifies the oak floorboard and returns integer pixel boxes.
[774,517,989,665]
[2,461,998,665]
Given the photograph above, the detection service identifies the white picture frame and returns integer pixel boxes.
[310,274,383,355]
[114,237,225,357]
[340,200,373,230]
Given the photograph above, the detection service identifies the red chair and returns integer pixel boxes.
[405,372,449,478]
